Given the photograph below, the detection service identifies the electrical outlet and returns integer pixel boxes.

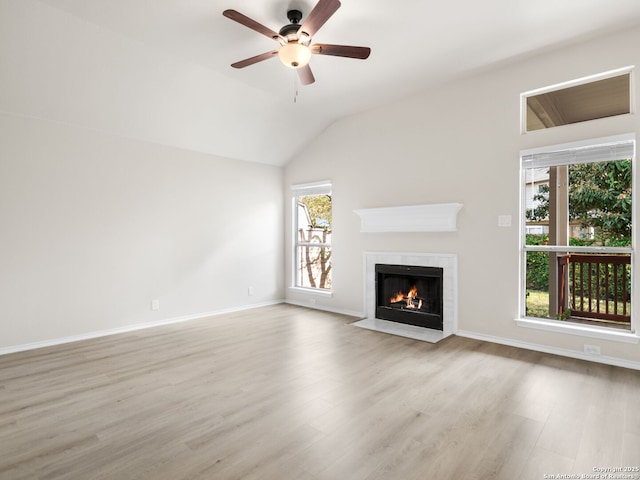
[151,299,160,311]
[584,344,601,355]
[248,286,254,296]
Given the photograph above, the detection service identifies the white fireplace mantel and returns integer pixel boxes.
[353,203,463,233]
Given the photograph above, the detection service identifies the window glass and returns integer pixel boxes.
[524,71,631,132]
[525,160,632,247]
[521,138,633,330]
[292,184,332,290]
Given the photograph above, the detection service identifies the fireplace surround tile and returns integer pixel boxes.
[353,252,458,343]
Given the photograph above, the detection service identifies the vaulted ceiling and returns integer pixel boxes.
[4,0,640,165]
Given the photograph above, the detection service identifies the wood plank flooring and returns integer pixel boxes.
[1,304,639,479]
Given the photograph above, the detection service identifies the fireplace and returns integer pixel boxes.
[375,264,443,330]
[356,252,457,343]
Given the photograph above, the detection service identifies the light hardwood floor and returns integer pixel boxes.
[1,304,639,479]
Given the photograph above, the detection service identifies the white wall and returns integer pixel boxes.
[0,0,314,166]
[285,26,640,366]
[0,113,284,349]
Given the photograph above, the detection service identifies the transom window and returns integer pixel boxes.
[522,67,632,132]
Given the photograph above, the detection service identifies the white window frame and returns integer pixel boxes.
[517,134,639,344]
[290,180,333,296]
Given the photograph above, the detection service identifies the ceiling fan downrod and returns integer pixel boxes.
[279,10,303,37]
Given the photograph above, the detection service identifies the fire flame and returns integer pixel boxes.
[407,285,418,300]
[390,285,422,309]
[390,292,405,303]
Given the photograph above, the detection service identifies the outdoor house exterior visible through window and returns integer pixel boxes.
[522,67,632,132]
[292,181,332,291]
[520,135,635,333]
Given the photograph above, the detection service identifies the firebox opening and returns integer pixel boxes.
[375,264,444,330]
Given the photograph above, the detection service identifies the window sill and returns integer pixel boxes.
[288,286,333,297]
[515,317,639,344]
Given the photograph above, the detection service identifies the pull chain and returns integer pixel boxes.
[293,74,299,103]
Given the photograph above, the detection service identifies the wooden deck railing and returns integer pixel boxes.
[557,253,631,323]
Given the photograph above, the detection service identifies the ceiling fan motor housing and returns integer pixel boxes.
[279,9,303,37]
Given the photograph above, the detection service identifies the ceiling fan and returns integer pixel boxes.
[222,0,371,85]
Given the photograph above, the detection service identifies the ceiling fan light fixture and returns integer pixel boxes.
[223,0,371,86]
[278,42,311,68]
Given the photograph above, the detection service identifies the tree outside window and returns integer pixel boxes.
[293,183,332,290]
[522,138,633,328]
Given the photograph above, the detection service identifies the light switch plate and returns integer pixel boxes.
[498,215,512,227]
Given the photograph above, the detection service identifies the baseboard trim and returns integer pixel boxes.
[9,305,636,371]
[456,329,640,371]
[284,300,363,319]
[0,300,284,356]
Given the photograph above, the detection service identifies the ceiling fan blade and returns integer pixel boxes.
[298,0,341,38]
[310,44,371,59]
[223,10,280,41]
[231,50,278,69]
[297,65,315,85]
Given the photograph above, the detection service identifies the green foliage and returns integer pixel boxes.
[526,183,549,222]
[526,234,549,291]
[569,160,632,245]
[299,195,332,229]
[526,160,632,245]
[568,237,595,247]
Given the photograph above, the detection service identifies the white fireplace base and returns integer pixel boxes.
[352,318,447,343]
[354,252,458,343]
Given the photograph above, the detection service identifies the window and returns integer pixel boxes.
[292,181,332,291]
[522,67,632,132]
[521,135,634,331]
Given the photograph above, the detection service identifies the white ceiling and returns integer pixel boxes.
[17,1,640,165]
